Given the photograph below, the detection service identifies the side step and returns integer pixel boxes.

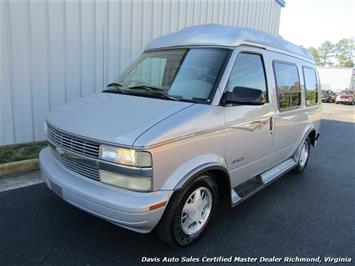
[231,158,297,206]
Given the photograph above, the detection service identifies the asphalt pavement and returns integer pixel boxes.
[0,104,354,265]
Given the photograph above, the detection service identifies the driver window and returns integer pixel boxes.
[227,53,268,102]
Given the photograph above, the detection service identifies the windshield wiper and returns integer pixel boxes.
[103,82,124,94]
[107,82,123,88]
[128,85,180,101]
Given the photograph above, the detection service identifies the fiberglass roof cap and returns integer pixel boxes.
[144,24,313,61]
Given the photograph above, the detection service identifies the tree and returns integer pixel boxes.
[307,47,321,65]
[334,38,354,67]
[318,41,334,66]
[307,38,354,67]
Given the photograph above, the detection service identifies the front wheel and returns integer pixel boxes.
[294,137,311,173]
[156,174,218,247]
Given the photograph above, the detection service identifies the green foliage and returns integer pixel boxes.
[307,47,321,65]
[334,38,354,67]
[0,142,47,164]
[307,38,354,67]
[318,41,334,66]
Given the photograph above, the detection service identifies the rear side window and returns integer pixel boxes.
[227,53,268,101]
[273,62,301,110]
[303,67,319,106]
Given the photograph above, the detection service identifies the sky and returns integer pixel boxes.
[279,0,355,49]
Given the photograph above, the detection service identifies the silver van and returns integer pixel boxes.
[40,24,321,246]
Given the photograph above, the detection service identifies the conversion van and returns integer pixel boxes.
[40,24,321,246]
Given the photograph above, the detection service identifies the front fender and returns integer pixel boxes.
[160,154,228,191]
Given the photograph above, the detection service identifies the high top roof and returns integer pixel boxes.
[145,24,313,61]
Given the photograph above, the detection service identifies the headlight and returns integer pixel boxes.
[99,145,152,167]
[99,170,152,192]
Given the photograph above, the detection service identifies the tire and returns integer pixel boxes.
[293,137,311,173]
[156,174,219,247]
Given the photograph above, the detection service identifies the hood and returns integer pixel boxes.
[46,93,193,147]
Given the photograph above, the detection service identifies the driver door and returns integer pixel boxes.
[223,50,275,186]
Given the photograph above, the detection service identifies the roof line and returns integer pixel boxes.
[144,24,313,61]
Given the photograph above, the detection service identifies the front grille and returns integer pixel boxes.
[47,124,101,181]
[51,147,100,180]
[47,124,100,159]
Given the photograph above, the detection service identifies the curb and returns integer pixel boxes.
[0,159,39,177]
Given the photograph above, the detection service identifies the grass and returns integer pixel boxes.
[0,141,47,164]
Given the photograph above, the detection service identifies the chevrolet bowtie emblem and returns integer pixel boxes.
[55,146,65,155]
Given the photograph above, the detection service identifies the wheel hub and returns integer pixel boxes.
[299,141,309,168]
[180,187,212,235]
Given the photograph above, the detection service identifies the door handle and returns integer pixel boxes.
[269,117,273,132]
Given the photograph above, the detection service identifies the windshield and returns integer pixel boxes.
[113,48,230,103]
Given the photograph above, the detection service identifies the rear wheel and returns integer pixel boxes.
[156,174,218,247]
[294,137,311,173]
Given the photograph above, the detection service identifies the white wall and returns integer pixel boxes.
[0,0,282,145]
[317,67,354,92]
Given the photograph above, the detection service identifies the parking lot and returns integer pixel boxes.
[0,103,354,265]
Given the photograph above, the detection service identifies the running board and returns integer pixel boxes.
[231,158,297,206]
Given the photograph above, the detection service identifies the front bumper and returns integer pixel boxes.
[39,148,173,233]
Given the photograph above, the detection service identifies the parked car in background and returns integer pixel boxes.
[39,24,321,246]
[321,90,336,103]
[335,90,354,105]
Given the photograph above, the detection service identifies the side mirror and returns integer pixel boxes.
[222,86,265,106]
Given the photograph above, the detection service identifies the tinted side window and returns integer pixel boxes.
[227,53,267,101]
[273,62,301,110]
[303,67,319,106]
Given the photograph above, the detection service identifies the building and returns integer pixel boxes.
[317,67,355,92]
[0,0,285,145]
